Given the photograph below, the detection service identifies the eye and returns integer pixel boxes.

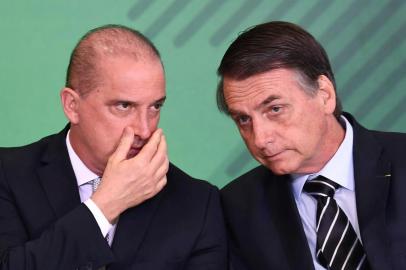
[152,101,164,111]
[116,102,131,111]
[270,105,282,113]
[235,115,251,126]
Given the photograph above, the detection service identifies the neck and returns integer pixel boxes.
[318,115,346,170]
[68,128,104,176]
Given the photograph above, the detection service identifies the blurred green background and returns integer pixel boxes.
[1,0,405,187]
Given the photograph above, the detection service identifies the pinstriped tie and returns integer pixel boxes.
[303,176,369,270]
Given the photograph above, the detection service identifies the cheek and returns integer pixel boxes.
[97,120,127,149]
[150,114,160,128]
[293,121,324,157]
[101,119,125,136]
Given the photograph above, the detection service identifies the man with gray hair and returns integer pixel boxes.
[0,25,226,270]
[218,21,406,270]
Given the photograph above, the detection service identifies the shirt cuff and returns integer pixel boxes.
[84,198,113,237]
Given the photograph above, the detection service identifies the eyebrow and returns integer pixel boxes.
[254,95,280,111]
[154,96,167,104]
[108,96,167,106]
[228,94,281,116]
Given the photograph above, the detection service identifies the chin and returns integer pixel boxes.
[269,167,290,175]
[264,161,295,175]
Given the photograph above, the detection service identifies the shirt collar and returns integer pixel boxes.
[66,130,99,187]
[291,115,355,200]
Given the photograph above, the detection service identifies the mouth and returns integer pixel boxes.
[263,150,285,160]
[127,146,143,158]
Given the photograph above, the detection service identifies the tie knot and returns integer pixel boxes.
[303,175,339,198]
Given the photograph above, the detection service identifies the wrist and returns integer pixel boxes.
[91,193,122,224]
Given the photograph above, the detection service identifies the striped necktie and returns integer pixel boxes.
[303,176,369,270]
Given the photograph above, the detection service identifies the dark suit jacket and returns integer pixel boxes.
[0,127,227,270]
[221,113,406,270]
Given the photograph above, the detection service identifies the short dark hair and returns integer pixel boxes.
[217,21,342,119]
[66,24,161,95]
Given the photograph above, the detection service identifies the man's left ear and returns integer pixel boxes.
[317,75,336,114]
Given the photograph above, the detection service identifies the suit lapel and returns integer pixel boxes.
[37,127,81,218]
[350,115,391,269]
[266,174,315,270]
[109,177,165,269]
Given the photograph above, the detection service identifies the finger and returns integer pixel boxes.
[110,126,135,162]
[149,134,168,172]
[155,176,167,194]
[153,155,169,180]
[144,177,166,201]
[136,128,162,162]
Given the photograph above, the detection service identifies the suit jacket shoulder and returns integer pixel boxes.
[167,163,219,193]
[0,129,71,188]
[345,113,406,269]
[221,165,273,211]
[370,130,406,155]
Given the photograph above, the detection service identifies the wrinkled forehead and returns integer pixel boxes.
[223,69,288,102]
[224,79,266,108]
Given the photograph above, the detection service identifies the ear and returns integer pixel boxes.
[60,87,80,124]
[317,75,336,115]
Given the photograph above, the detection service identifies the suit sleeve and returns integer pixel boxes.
[0,160,114,270]
[184,186,228,270]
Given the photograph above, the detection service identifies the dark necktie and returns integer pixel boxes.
[303,176,369,270]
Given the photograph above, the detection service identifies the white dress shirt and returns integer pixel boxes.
[66,131,117,246]
[291,116,361,270]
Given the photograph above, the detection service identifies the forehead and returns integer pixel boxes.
[96,56,165,100]
[223,68,302,110]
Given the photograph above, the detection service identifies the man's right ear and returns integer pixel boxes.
[60,87,80,124]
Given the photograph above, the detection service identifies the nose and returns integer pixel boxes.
[131,111,154,141]
[252,118,274,150]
